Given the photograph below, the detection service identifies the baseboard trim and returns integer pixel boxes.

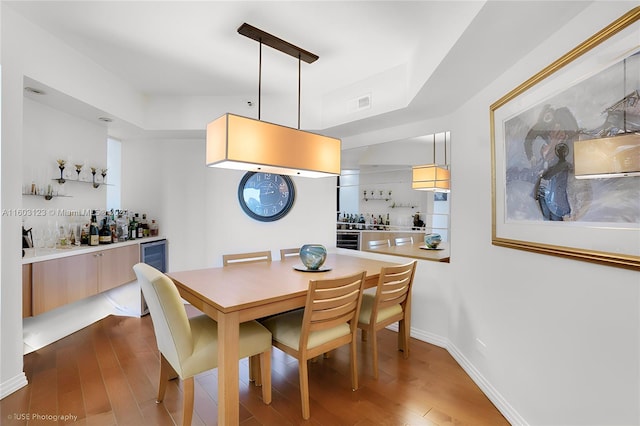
[393,324,527,426]
[446,342,527,426]
[0,372,28,400]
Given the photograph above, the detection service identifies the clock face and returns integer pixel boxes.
[238,172,295,222]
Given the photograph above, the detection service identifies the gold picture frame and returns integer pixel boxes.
[490,7,640,271]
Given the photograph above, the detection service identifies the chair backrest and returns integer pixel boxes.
[280,248,300,259]
[370,261,417,322]
[368,239,390,249]
[300,271,366,354]
[133,263,193,376]
[223,250,272,266]
[394,237,414,246]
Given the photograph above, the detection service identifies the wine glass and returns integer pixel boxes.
[75,163,83,181]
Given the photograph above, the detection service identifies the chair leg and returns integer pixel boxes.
[250,354,261,385]
[398,318,410,358]
[248,354,260,382]
[361,329,368,341]
[157,354,172,403]
[371,328,379,380]
[182,377,194,426]
[299,359,310,420]
[350,339,359,390]
[260,349,272,404]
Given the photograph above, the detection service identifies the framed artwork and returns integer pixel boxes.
[490,7,640,270]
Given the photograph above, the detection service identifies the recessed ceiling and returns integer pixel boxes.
[7,0,593,140]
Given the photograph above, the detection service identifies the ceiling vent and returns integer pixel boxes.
[348,94,371,112]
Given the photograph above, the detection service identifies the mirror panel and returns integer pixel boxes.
[337,132,451,262]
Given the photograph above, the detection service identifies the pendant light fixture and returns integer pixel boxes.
[574,54,640,179]
[412,132,451,192]
[205,23,341,178]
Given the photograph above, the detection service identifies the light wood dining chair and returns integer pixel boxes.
[222,250,273,381]
[222,250,272,266]
[133,263,272,426]
[394,236,414,246]
[279,247,300,259]
[262,270,367,420]
[368,239,391,249]
[357,260,417,379]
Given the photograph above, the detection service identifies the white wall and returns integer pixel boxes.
[0,6,147,398]
[340,3,640,424]
[429,3,639,424]
[120,137,337,270]
[21,98,108,232]
[1,4,28,398]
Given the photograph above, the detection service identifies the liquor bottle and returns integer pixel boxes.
[136,213,143,238]
[89,211,100,246]
[116,211,128,242]
[129,213,137,240]
[108,211,117,243]
[69,227,76,246]
[141,213,150,237]
[80,223,89,245]
[99,217,112,244]
[149,219,159,237]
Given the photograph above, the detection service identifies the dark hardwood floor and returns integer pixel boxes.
[1,311,509,425]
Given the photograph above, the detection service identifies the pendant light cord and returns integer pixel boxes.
[258,40,262,121]
[444,132,447,166]
[298,55,301,129]
[433,134,436,164]
[257,36,304,129]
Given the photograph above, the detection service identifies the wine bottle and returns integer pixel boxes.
[99,217,112,244]
[129,213,137,240]
[89,211,99,246]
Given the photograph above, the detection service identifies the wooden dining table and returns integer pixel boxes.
[167,253,401,425]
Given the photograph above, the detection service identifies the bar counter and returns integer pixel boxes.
[363,241,450,263]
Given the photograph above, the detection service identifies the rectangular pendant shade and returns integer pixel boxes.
[412,164,451,192]
[206,113,341,178]
[574,133,640,179]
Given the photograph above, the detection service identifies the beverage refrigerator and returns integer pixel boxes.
[139,239,168,315]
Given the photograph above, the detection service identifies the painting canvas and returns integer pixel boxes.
[504,51,639,224]
[491,8,640,270]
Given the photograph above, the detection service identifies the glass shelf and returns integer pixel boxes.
[23,193,72,200]
[52,178,112,187]
[389,203,417,209]
[362,197,393,202]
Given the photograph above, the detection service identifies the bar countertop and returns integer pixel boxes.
[363,241,450,263]
[22,236,166,264]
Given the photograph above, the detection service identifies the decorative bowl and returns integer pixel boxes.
[424,233,441,249]
[299,244,327,270]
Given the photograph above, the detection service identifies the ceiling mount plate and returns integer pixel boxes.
[237,23,319,64]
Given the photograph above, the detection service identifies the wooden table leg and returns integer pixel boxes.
[217,310,240,425]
